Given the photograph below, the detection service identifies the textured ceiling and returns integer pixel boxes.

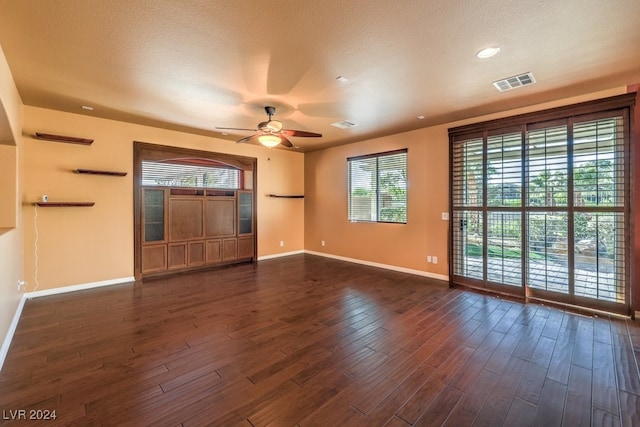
[0,0,639,151]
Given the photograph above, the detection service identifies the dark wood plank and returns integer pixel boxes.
[359,358,439,425]
[383,415,412,427]
[396,346,475,424]
[473,356,528,426]
[618,390,640,427]
[591,407,621,427]
[413,385,463,426]
[502,397,537,426]
[611,328,640,396]
[511,314,546,361]
[562,364,592,427]
[443,368,499,426]
[593,317,613,345]
[571,317,594,369]
[546,326,576,385]
[0,254,638,425]
[592,340,620,415]
[448,330,505,391]
[532,378,567,426]
[515,360,548,405]
[483,322,524,375]
[540,309,564,340]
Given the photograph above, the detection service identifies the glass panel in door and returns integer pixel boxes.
[572,116,626,304]
[526,212,569,294]
[451,137,484,281]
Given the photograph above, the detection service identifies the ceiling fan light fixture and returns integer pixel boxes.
[217,106,320,147]
[265,120,283,132]
[258,134,281,148]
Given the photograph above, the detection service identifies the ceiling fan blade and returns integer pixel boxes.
[279,135,294,148]
[216,127,257,132]
[281,129,322,138]
[237,134,259,144]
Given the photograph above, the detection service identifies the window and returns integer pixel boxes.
[142,160,240,189]
[348,149,407,223]
[449,93,633,315]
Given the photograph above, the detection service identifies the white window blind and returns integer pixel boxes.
[142,160,240,189]
[450,102,630,314]
[348,149,407,223]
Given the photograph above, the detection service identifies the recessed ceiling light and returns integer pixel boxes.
[336,76,349,83]
[476,46,500,59]
[416,115,425,120]
[81,105,94,111]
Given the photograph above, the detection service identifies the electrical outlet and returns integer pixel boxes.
[427,256,432,263]
[321,240,325,247]
[441,212,449,220]
[17,280,26,290]
[41,195,48,203]
[280,241,284,247]
[433,256,438,264]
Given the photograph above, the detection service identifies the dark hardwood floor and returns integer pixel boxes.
[1,254,639,426]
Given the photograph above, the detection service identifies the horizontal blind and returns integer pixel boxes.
[450,94,632,314]
[526,125,568,207]
[573,117,625,207]
[572,115,626,303]
[487,132,522,207]
[348,150,407,223]
[142,161,240,189]
[451,136,485,280]
[452,210,484,279]
[452,138,483,207]
[527,211,570,294]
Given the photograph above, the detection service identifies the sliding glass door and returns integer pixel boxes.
[450,97,631,314]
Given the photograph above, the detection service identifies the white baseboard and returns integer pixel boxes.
[257,250,305,261]
[304,250,450,282]
[0,276,135,373]
[0,294,27,372]
[24,276,135,299]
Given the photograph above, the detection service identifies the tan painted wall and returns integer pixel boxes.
[304,87,627,279]
[0,43,24,361]
[305,125,450,278]
[22,106,304,291]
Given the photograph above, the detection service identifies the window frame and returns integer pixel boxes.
[448,93,635,315]
[347,148,408,224]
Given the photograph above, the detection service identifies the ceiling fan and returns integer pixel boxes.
[216,106,322,148]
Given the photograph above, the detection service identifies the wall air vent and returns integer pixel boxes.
[493,72,536,92]
[331,120,358,129]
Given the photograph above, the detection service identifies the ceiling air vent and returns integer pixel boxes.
[493,72,536,92]
[331,120,358,129]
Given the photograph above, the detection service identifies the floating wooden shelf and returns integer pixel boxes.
[75,169,127,176]
[35,202,95,207]
[34,132,94,145]
[267,194,305,198]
